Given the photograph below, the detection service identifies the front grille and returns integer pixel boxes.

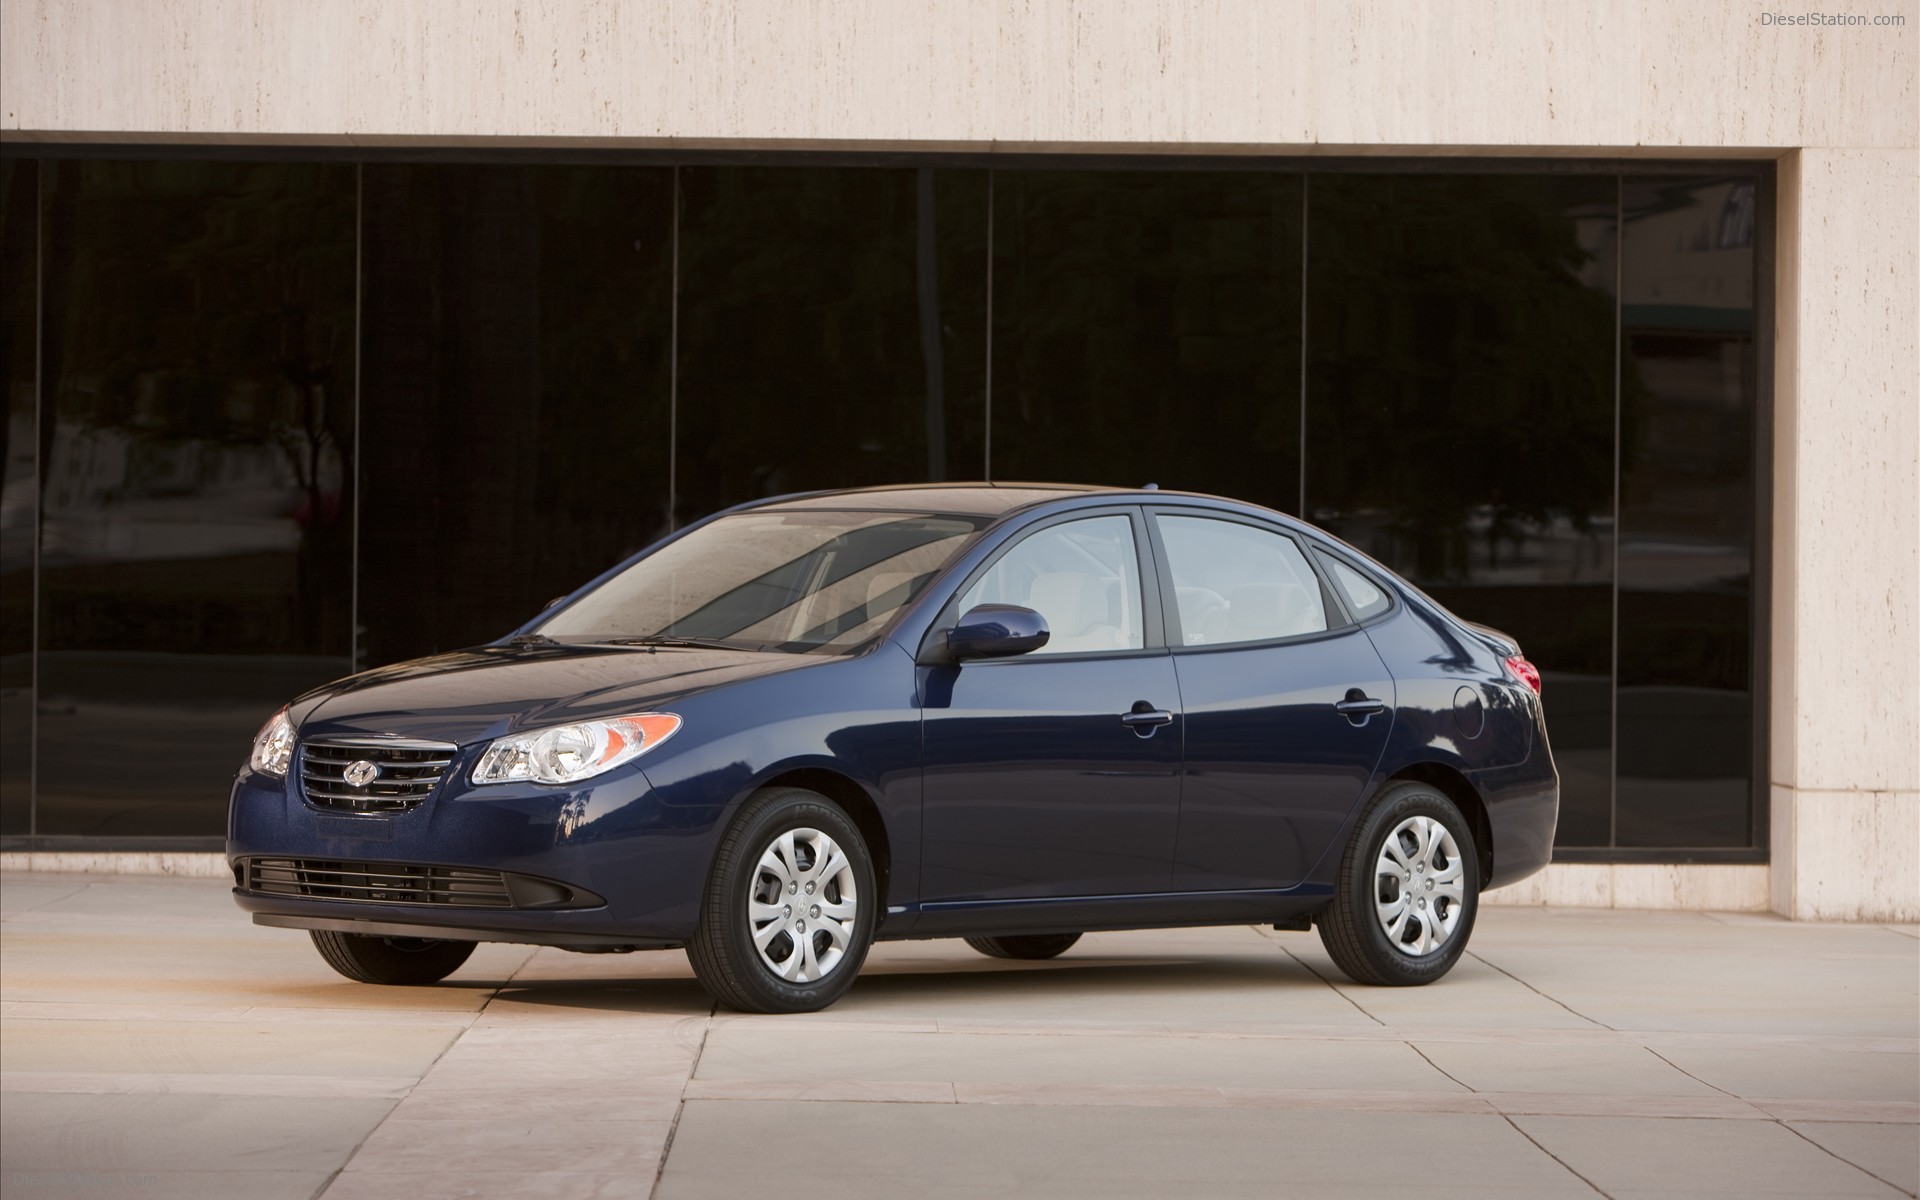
[245,857,514,908]
[299,740,455,812]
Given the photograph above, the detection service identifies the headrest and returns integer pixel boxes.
[1226,581,1320,638]
[1029,572,1113,637]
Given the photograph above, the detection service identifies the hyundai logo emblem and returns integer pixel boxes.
[342,760,379,788]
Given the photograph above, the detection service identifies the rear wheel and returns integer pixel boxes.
[964,933,1082,960]
[310,930,475,985]
[1318,781,1479,986]
[688,787,878,1014]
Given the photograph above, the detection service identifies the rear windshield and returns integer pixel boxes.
[538,510,988,653]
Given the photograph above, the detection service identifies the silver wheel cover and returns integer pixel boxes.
[748,827,859,983]
[1373,815,1466,957]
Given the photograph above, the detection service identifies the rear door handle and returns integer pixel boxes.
[1334,697,1386,716]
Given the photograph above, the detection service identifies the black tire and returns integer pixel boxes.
[687,787,878,1014]
[1317,781,1480,987]
[309,930,475,985]
[964,933,1082,960]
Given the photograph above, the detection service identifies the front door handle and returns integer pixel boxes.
[1120,702,1174,734]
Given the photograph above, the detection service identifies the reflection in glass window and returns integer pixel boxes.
[35,160,357,835]
[542,511,985,653]
[1318,552,1391,621]
[1614,176,1756,849]
[358,163,675,667]
[675,167,988,518]
[959,516,1143,655]
[0,158,35,834]
[1305,173,1620,848]
[1158,517,1328,646]
[991,171,1303,513]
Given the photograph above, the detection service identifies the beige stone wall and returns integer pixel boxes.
[1,1,1913,150]
[1,1,1915,917]
[1770,147,1920,922]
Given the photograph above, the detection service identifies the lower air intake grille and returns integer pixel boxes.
[245,858,514,908]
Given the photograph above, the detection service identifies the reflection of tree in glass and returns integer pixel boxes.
[38,160,356,657]
[1308,175,1622,585]
[674,167,989,520]
[993,170,1302,515]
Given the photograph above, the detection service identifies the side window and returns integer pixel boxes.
[1156,515,1330,646]
[958,515,1145,655]
[1315,550,1392,621]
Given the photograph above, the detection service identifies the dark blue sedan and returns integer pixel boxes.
[230,483,1558,1012]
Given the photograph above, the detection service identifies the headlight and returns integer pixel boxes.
[471,713,683,786]
[250,708,296,777]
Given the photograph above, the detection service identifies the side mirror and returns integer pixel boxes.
[947,604,1050,660]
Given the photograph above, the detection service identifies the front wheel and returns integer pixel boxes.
[1317,781,1479,987]
[310,930,475,985]
[687,787,878,1013]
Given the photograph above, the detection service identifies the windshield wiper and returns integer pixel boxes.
[602,635,742,650]
[507,633,561,648]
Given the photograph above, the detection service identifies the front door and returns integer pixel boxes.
[918,512,1183,903]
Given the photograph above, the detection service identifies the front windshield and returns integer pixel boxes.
[538,510,988,653]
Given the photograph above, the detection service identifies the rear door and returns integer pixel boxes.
[1148,510,1396,891]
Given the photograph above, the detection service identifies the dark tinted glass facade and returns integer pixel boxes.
[0,155,1766,857]
[358,164,675,667]
[991,170,1302,512]
[34,161,357,836]
[1614,177,1758,848]
[1305,174,1620,848]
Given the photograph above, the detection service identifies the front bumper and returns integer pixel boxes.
[227,752,719,944]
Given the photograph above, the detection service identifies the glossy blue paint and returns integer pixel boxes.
[918,652,1184,902]
[228,482,1558,950]
[947,604,1051,659]
[1168,628,1397,891]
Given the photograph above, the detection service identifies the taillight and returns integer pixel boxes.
[1504,654,1541,694]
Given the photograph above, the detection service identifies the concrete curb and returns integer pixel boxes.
[0,852,229,879]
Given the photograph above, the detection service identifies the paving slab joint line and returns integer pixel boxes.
[649,1000,715,1200]
[316,945,520,1197]
[1265,934,1386,1027]
[1643,1045,1742,1100]
[1777,1120,1920,1198]
[1405,1041,1476,1093]
[1464,948,1616,1031]
[1501,1114,1614,1198]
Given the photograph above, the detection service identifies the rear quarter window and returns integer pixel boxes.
[1315,550,1393,621]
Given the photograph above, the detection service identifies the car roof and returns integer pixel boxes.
[740,481,1279,521]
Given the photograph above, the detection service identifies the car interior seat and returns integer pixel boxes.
[1175,585,1227,644]
[1200,581,1324,643]
[1028,571,1128,652]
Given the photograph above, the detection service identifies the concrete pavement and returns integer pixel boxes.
[1,872,1914,1199]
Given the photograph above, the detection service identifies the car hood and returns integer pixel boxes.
[293,643,818,746]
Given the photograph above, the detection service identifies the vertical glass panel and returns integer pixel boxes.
[991,171,1303,513]
[37,161,356,835]
[358,165,674,667]
[675,167,989,521]
[1157,516,1330,645]
[1615,176,1757,848]
[958,515,1145,655]
[0,158,37,835]
[1305,174,1618,847]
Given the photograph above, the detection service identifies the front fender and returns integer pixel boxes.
[600,650,923,936]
